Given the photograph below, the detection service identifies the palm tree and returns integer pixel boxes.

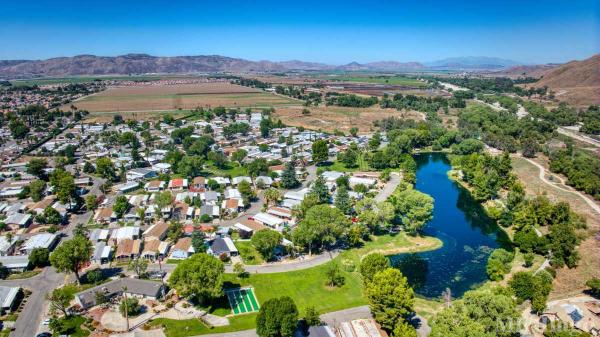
[263,188,282,207]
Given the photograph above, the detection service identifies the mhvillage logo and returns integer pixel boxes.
[490,317,593,335]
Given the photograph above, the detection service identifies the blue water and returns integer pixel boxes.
[389,153,510,298]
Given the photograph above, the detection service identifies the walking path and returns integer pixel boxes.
[520,156,600,215]
[557,127,600,148]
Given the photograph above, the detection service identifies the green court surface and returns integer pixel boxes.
[226,287,260,315]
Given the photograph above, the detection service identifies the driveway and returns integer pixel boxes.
[374,173,401,203]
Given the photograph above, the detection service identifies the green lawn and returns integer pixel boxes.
[323,154,371,173]
[153,233,443,337]
[51,315,90,337]
[150,314,257,337]
[204,161,248,178]
[235,241,264,265]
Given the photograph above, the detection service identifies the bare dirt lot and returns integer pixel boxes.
[71,82,298,113]
[512,156,600,299]
[273,105,425,133]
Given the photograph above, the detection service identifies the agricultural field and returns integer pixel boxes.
[327,75,428,87]
[9,74,194,86]
[70,82,299,115]
[273,105,425,134]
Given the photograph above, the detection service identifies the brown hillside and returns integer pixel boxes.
[530,54,600,107]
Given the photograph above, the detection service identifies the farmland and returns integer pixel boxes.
[70,82,298,116]
[273,105,425,133]
[327,75,428,87]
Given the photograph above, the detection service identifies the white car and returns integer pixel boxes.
[42,318,51,325]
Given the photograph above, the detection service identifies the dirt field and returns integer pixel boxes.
[273,105,425,133]
[511,156,600,299]
[71,82,298,113]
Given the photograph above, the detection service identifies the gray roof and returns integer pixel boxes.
[0,255,30,269]
[0,286,20,309]
[76,278,164,309]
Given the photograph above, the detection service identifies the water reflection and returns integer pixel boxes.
[389,153,508,298]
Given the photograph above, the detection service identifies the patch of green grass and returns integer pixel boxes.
[330,75,427,87]
[204,161,247,178]
[51,315,90,337]
[7,269,41,280]
[235,241,264,265]
[150,313,257,337]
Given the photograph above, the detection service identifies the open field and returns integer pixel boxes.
[72,82,299,114]
[511,156,600,299]
[326,75,428,87]
[273,105,425,133]
[10,74,199,86]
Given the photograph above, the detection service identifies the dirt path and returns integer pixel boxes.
[520,156,600,215]
[557,127,600,148]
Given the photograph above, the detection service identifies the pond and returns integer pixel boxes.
[389,153,510,298]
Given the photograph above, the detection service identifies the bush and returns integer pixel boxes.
[586,278,600,298]
[523,252,535,268]
[486,249,514,281]
[119,297,141,317]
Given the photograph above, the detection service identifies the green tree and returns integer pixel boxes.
[29,247,50,267]
[232,149,248,165]
[311,140,329,164]
[85,194,98,211]
[28,180,46,202]
[251,229,282,261]
[292,204,349,255]
[334,186,352,215]
[324,262,345,287]
[486,249,514,281]
[128,258,148,278]
[303,306,321,327]
[256,297,299,337]
[119,297,141,316]
[393,321,417,337]
[96,157,116,180]
[586,278,600,298]
[360,253,390,283]
[113,195,131,218]
[390,187,434,234]
[310,175,330,204]
[191,231,206,254]
[51,170,77,207]
[48,287,74,317]
[280,161,299,189]
[264,188,282,207]
[168,253,224,303]
[364,268,414,331]
[50,236,92,284]
[26,158,48,179]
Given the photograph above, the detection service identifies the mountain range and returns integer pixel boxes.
[0,54,524,78]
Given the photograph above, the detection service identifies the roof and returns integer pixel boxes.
[0,255,30,269]
[0,235,19,253]
[116,239,141,257]
[21,233,56,251]
[0,286,20,308]
[339,319,388,337]
[254,212,285,227]
[4,213,31,225]
[142,239,161,254]
[267,207,292,218]
[192,177,206,185]
[210,237,238,254]
[76,278,163,309]
[173,237,192,251]
[225,199,240,209]
[168,178,188,188]
[111,226,140,241]
[145,180,165,188]
[238,219,267,232]
[143,222,169,239]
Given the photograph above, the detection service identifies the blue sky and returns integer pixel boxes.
[1,0,598,64]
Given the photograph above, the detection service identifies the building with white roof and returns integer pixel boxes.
[253,212,286,231]
[20,233,58,254]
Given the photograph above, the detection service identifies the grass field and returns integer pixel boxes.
[226,288,260,314]
[235,241,264,265]
[329,75,428,87]
[152,233,443,337]
[72,83,298,115]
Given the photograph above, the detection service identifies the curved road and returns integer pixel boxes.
[519,156,600,215]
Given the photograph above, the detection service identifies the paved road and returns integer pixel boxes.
[5,175,102,337]
[374,173,401,203]
[557,127,600,148]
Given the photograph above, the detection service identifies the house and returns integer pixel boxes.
[92,242,112,264]
[255,176,273,187]
[111,226,140,243]
[222,198,243,214]
[254,212,286,231]
[208,237,238,257]
[284,188,310,201]
[114,182,140,193]
[267,206,293,220]
[20,233,58,254]
[170,237,195,259]
[232,176,252,186]
[322,171,345,183]
[198,205,220,219]
[126,168,158,182]
[115,239,141,261]
[94,207,116,224]
[168,178,188,191]
[4,213,32,229]
[202,191,220,205]
[0,235,20,256]
[144,180,165,193]
[305,325,336,337]
[0,286,22,315]
[233,219,267,238]
[152,162,171,174]
[224,188,242,200]
[75,278,164,309]
[140,239,170,261]
[339,319,388,337]
[268,164,284,175]
[211,177,230,186]
[349,176,377,188]
[142,222,169,241]
[190,176,206,192]
[0,255,29,272]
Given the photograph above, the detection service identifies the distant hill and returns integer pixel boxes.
[530,54,600,107]
[336,61,424,72]
[426,56,522,70]
[492,64,560,78]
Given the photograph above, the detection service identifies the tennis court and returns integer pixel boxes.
[226,287,260,315]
